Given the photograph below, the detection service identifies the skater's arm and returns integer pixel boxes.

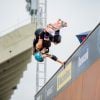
[43,54,64,65]
[50,55,64,64]
[56,59,64,65]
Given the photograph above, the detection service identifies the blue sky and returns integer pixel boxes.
[0,0,100,100]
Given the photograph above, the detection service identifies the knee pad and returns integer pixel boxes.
[53,34,61,43]
[34,52,44,62]
[43,40,51,48]
[34,28,44,36]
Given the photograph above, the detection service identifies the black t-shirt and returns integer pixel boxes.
[33,29,61,53]
[39,31,53,40]
[39,31,53,48]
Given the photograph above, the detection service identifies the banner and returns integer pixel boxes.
[57,62,72,91]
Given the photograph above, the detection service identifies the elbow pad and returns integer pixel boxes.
[51,55,58,61]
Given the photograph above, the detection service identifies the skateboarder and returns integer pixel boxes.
[33,19,67,64]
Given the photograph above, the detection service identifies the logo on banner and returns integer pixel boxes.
[57,62,72,91]
[78,48,88,67]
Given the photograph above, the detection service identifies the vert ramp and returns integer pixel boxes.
[35,22,100,100]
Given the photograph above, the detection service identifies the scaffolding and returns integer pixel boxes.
[36,0,47,92]
[26,0,47,92]
[30,0,47,92]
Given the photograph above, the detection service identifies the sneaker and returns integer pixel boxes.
[61,21,67,27]
[57,19,67,27]
[50,19,67,30]
[45,24,55,33]
[48,24,58,30]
